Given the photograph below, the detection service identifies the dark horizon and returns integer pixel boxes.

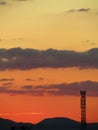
[0,116,98,130]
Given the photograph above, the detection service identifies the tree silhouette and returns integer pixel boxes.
[11,125,32,130]
[20,126,26,130]
[20,125,32,130]
[11,126,16,130]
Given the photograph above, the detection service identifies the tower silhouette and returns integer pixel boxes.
[80,91,87,130]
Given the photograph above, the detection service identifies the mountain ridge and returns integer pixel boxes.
[0,117,98,130]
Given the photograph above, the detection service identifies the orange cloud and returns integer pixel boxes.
[0,113,45,116]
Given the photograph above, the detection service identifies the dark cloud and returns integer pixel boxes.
[21,85,33,89]
[0,78,15,82]
[0,0,31,6]
[77,8,91,12]
[0,47,98,70]
[67,9,76,13]
[0,1,7,5]
[67,8,91,13]
[0,86,44,96]
[2,82,13,86]
[26,78,45,81]
[0,86,9,90]
[44,81,98,96]
[25,78,35,81]
[0,81,98,96]
[39,77,45,80]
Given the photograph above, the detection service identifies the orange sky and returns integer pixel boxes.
[0,68,98,123]
[0,0,98,124]
[0,94,98,123]
[0,68,98,86]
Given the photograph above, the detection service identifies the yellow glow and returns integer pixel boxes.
[0,0,98,50]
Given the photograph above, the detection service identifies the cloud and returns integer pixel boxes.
[0,1,7,5]
[0,47,98,70]
[0,78,15,81]
[77,8,91,12]
[2,82,13,86]
[67,8,91,13]
[0,112,44,116]
[25,78,35,81]
[44,81,98,96]
[25,78,45,81]
[39,77,45,80]
[0,81,98,96]
[0,0,32,6]
[85,40,97,45]
[21,85,33,89]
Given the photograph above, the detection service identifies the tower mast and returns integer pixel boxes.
[80,91,86,124]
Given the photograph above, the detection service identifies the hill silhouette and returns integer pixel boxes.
[0,118,17,130]
[0,117,98,130]
[35,117,79,128]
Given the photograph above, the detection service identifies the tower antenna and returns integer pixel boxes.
[80,91,87,129]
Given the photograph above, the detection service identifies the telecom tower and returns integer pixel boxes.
[80,91,87,130]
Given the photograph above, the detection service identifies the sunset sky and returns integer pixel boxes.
[0,0,98,124]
